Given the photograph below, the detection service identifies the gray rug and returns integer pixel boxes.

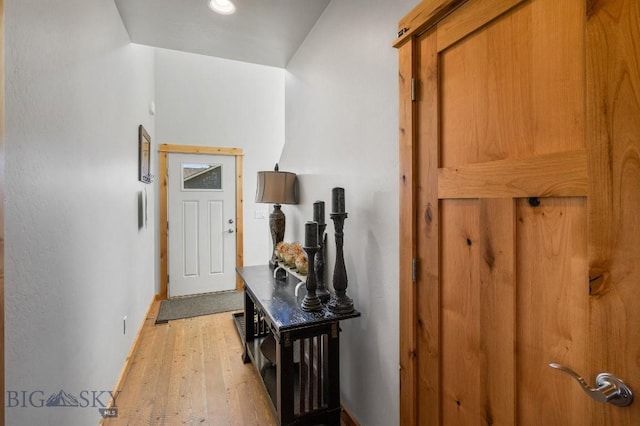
[155,291,243,324]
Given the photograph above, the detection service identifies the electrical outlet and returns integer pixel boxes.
[123,316,127,335]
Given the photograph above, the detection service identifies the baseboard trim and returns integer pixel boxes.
[341,403,360,426]
[100,294,158,425]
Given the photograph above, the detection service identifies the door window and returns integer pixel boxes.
[181,163,223,191]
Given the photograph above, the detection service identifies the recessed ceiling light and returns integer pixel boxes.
[208,0,236,15]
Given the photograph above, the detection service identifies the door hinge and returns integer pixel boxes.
[412,258,418,282]
[166,221,169,231]
[167,275,170,284]
[411,78,417,102]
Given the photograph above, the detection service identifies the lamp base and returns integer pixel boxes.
[269,204,285,268]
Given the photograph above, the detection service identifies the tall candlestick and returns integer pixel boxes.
[315,223,330,302]
[304,221,318,248]
[313,200,325,225]
[329,210,354,314]
[301,244,322,312]
[332,187,345,213]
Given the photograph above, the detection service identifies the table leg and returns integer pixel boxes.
[276,331,295,424]
[327,322,341,416]
[242,290,255,364]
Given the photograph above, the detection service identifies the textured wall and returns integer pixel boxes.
[154,48,286,268]
[281,0,419,424]
[5,0,156,424]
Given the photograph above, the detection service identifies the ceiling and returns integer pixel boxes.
[114,0,331,68]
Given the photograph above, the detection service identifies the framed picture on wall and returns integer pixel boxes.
[139,125,152,183]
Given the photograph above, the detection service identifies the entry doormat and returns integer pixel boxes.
[155,291,243,324]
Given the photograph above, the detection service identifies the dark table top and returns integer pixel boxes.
[237,265,361,332]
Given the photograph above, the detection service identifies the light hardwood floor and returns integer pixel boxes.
[103,302,277,425]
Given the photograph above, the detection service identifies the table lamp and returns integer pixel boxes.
[255,164,298,267]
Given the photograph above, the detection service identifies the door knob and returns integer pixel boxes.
[549,363,633,407]
[228,219,234,224]
[227,228,234,234]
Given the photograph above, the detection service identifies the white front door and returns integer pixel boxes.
[167,153,237,297]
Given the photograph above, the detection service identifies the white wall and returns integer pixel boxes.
[5,0,417,423]
[5,0,156,424]
[154,48,286,271]
[281,0,418,424]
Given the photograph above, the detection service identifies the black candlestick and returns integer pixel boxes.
[315,223,330,302]
[328,212,354,314]
[313,200,325,225]
[304,221,318,247]
[332,188,345,213]
[301,244,323,311]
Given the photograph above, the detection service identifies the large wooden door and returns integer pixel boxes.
[396,0,640,424]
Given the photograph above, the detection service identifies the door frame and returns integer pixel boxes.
[158,144,244,300]
[394,3,473,423]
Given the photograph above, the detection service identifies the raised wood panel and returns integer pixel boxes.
[586,0,640,422]
[440,199,481,425]
[478,199,515,425]
[438,150,588,199]
[515,197,589,425]
[397,39,417,426]
[436,0,526,51]
[415,28,441,426]
[439,0,584,167]
[440,199,516,424]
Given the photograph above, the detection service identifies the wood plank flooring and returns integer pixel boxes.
[103,302,277,425]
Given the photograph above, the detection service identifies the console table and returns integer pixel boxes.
[236,265,360,425]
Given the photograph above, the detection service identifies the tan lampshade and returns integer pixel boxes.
[255,171,299,205]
